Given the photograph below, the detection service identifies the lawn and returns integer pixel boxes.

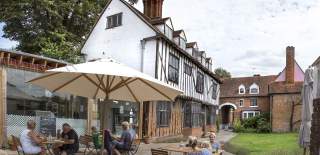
[225,133,304,155]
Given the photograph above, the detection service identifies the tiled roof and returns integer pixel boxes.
[173,30,183,37]
[312,56,320,66]
[150,17,170,25]
[186,42,197,48]
[220,75,277,98]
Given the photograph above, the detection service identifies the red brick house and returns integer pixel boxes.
[220,46,304,132]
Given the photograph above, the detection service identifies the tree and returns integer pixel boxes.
[214,67,231,79]
[0,0,109,63]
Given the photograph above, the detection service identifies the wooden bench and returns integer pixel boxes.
[151,149,169,155]
[79,135,95,155]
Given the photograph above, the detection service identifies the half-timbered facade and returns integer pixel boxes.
[81,0,221,138]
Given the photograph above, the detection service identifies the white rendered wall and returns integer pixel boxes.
[81,0,156,72]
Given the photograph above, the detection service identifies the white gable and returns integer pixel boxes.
[81,0,156,71]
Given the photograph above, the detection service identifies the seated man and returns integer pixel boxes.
[20,120,46,155]
[54,123,79,155]
[112,121,132,155]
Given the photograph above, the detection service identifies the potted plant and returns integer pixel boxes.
[143,136,150,144]
[7,136,15,151]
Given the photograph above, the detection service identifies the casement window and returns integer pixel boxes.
[183,102,204,128]
[156,101,171,127]
[106,13,122,29]
[239,84,245,94]
[179,37,186,50]
[242,111,260,119]
[239,99,244,107]
[191,103,202,127]
[206,106,216,125]
[168,53,179,84]
[212,82,218,99]
[164,24,173,39]
[196,72,204,93]
[250,98,258,107]
[184,63,192,76]
[249,83,259,94]
[183,103,192,127]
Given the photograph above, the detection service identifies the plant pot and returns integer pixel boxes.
[9,144,16,151]
[143,137,150,144]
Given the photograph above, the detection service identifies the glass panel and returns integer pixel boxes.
[6,68,88,118]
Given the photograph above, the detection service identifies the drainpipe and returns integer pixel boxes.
[140,40,146,72]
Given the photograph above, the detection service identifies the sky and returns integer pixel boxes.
[0,0,320,77]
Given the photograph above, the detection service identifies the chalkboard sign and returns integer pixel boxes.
[39,117,56,137]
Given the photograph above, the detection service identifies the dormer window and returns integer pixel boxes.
[239,84,245,94]
[179,37,186,50]
[164,24,173,39]
[249,83,259,94]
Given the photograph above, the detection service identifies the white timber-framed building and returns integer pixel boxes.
[81,0,222,138]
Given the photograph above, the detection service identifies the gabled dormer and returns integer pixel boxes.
[205,57,213,71]
[186,42,198,56]
[199,51,206,65]
[150,17,174,40]
[173,30,187,50]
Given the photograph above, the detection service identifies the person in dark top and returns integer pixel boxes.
[112,121,132,155]
[53,123,79,155]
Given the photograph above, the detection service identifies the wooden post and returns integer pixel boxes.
[139,101,143,138]
[0,67,7,147]
[31,58,35,65]
[86,99,94,134]
[19,56,23,64]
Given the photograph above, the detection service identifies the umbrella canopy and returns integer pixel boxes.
[28,59,183,102]
[299,68,314,148]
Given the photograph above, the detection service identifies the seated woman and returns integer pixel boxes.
[186,136,211,155]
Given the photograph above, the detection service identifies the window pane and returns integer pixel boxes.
[168,54,179,84]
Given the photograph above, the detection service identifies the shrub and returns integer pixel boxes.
[239,113,271,133]
[233,119,244,133]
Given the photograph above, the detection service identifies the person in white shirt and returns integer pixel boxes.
[20,120,46,155]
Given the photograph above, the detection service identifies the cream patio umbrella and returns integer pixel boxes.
[28,58,183,136]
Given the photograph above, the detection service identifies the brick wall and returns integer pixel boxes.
[220,96,270,121]
[271,94,302,132]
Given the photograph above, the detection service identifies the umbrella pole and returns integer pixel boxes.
[139,101,143,139]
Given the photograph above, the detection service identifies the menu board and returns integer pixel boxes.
[39,117,56,137]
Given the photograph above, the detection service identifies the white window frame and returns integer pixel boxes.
[250,98,258,107]
[239,99,244,107]
[249,83,259,94]
[242,111,260,119]
[239,84,245,94]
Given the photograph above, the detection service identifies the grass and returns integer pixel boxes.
[225,133,305,155]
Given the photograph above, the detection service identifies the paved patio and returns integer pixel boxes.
[2,130,236,155]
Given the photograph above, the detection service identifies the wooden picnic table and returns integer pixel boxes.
[42,139,66,155]
[159,145,223,155]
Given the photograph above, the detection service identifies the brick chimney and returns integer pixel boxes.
[143,0,164,19]
[285,46,295,84]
